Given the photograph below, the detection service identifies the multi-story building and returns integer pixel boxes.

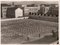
[24,4,40,16]
[1,3,58,19]
[1,4,10,18]
[1,3,23,18]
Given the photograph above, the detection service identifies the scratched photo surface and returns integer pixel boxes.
[1,1,59,44]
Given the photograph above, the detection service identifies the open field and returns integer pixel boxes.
[23,35,58,44]
[29,15,58,22]
[1,19,58,44]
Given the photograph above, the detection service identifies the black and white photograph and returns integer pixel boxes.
[1,0,59,44]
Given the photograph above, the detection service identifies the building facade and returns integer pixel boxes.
[1,4,10,18]
[24,4,40,16]
[15,8,23,18]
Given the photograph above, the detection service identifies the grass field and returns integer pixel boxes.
[29,15,58,22]
[1,19,58,44]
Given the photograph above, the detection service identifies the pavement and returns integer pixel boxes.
[1,17,29,21]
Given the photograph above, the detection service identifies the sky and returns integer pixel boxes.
[1,1,58,5]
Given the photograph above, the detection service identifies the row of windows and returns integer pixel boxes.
[28,12,58,17]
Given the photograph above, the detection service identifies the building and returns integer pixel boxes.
[6,6,16,18]
[1,3,58,19]
[24,4,40,16]
[1,3,24,18]
[15,8,23,18]
[1,4,10,18]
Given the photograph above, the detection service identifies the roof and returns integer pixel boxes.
[1,4,10,6]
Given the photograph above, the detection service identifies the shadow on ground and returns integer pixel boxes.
[23,35,58,44]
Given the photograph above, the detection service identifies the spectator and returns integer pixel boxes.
[27,36,29,40]
[39,34,40,37]
[52,30,56,37]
